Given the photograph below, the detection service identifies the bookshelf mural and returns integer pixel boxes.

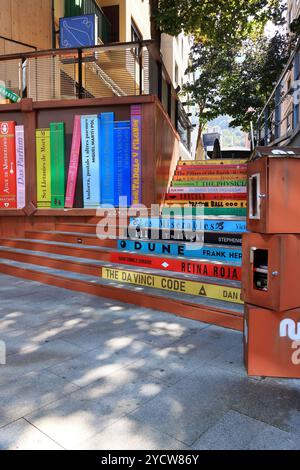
[0,105,142,211]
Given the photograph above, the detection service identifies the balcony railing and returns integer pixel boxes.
[64,0,112,44]
[256,39,300,146]
[0,41,188,135]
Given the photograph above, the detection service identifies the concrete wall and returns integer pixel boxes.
[160,33,192,89]
[99,0,151,42]
[287,0,300,29]
[0,0,52,52]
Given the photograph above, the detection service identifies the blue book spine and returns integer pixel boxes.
[81,115,101,208]
[100,112,115,205]
[117,240,242,264]
[129,218,247,233]
[114,121,131,206]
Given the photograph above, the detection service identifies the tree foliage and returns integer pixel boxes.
[219,33,293,130]
[290,17,300,36]
[184,32,292,132]
[154,0,292,144]
[154,0,285,46]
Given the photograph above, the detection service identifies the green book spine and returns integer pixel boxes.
[50,122,65,208]
[163,207,247,217]
[172,179,247,187]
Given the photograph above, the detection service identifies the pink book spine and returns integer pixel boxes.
[65,116,81,208]
[15,125,26,209]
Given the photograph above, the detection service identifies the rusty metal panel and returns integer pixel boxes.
[245,304,300,378]
[247,152,300,233]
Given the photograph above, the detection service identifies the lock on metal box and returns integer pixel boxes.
[242,233,300,311]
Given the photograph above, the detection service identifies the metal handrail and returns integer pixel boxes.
[0,36,37,51]
[0,40,191,135]
[257,38,300,122]
[0,40,153,61]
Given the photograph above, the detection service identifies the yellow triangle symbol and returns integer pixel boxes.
[199,286,207,296]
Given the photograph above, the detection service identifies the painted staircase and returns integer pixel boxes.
[0,159,247,331]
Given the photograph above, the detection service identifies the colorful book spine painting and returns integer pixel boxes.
[131,105,142,205]
[102,267,243,304]
[100,112,115,205]
[125,227,242,246]
[172,180,247,187]
[110,252,242,281]
[65,116,81,208]
[169,186,247,194]
[118,239,242,263]
[36,129,51,209]
[0,121,17,209]
[166,193,247,201]
[114,121,131,206]
[178,159,247,166]
[15,125,26,209]
[130,217,247,233]
[50,122,65,208]
[176,164,247,172]
[163,200,247,208]
[173,174,246,181]
[81,115,101,208]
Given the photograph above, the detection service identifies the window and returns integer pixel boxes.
[65,0,83,17]
[131,20,142,43]
[175,63,179,87]
[131,20,142,59]
[287,110,292,130]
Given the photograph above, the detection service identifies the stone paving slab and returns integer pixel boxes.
[25,368,168,449]
[0,369,79,429]
[76,416,188,451]
[0,273,299,450]
[191,410,300,450]
[0,419,63,450]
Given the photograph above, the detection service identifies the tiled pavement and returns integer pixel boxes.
[0,274,300,450]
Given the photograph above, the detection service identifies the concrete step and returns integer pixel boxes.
[0,245,241,288]
[0,237,113,261]
[0,256,243,331]
[24,231,117,248]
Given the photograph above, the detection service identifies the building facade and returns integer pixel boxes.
[0,0,192,152]
[287,0,300,29]
[54,0,151,45]
[0,0,52,53]
[257,3,300,146]
[160,33,194,158]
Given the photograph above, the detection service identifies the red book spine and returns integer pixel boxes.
[65,116,81,208]
[175,169,247,176]
[176,164,247,172]
[110,252,241,281]
[165,193,247,201]
[0,121,17,209]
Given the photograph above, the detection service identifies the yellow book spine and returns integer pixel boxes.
[102,268,243,304]
[36,129,51,209]
[178,159,247,166]
[164,200,247,208]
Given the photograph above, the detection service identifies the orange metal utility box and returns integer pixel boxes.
[244,304,300,378]
[242,233,300,311]
[247,147,300,233]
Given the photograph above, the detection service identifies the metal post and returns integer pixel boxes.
[21,57,27,99]
[157,61,162,101]
[78,49,84,99]
[139,43,143,95]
